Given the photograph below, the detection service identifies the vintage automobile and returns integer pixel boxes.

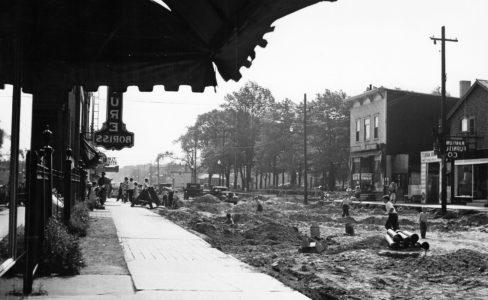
[183,183,203,199]
[210,186,238,204]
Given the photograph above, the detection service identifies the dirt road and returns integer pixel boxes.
[157,193,488,300]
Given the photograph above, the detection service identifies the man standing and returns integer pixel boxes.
[342,196,352,217]
[121,177,129,203]
[388,180,398,204]
[127,178,135,205]
[143,178,154,209]
[383,195,398,231]
[97,172,109,205]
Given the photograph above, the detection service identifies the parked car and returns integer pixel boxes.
[210,186,238,204]
[184,183,203,199]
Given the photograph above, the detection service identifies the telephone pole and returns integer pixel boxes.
[430,26,458,215]
[303,93,308,205]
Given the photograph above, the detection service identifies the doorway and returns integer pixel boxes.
[427,162,439,204]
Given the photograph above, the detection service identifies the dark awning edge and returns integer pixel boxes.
[81,138,106,169]
[0,0,335,94]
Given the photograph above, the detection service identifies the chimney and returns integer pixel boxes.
[459,80,471,98]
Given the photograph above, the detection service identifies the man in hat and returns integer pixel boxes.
[383,195,398,230]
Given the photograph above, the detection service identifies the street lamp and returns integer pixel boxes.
[217,159,222,186]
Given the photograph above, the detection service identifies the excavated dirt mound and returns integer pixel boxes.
[394,249,488,278]
[326,234,385,254]
[193,194,220,203]
[461,213,488,226]
[242,222,302,245]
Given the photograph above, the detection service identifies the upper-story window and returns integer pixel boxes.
[355,119,361,142]
[364,118,371,141]
[461,117,475,134]
[373,115,379,139]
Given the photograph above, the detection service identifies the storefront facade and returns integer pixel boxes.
[348,87,457,200]
[420,80,488,206]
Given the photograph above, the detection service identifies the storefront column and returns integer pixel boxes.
[7,85,21,258]
[31,89,68,171]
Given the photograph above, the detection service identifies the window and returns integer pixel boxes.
[364,118,370,140]
[373,115,379,139]
[355,119,360,142]
[469,118,475,134]
[461,117,475,134]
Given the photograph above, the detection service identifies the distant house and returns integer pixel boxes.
[421,80,488,206]
[346,86,458,200]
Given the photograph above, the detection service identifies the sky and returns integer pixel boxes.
[1,0,487,166]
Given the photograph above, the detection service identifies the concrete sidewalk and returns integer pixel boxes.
[109,200,309,300]
[333,199,488,212]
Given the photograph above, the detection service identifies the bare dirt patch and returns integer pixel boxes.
[156,194,488,299]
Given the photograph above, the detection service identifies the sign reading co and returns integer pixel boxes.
[94,89,134,150]
[445,138,467,161]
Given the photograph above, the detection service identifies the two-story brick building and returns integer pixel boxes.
[421,80,488,205]
[347,87,458,200]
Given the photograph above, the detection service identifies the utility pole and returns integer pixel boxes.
[303,93,308,205]
[193,129,198,183]
[430,26,458,215]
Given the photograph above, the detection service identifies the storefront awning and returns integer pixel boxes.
[0,0,334,94]
[455,158,488,166]
[81,138,106,169]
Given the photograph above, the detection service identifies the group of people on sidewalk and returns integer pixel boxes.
[341,193,428,239]
[116,177,176,209]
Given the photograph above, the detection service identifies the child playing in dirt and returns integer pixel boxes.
[254,196,263,212]
[419,207,428,239]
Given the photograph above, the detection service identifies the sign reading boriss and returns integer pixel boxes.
[94,89,134,150]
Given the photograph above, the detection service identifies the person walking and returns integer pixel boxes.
[143,178,154,209]
[419,207,428,239]
[383,195,398,230]
[121,177,129,203]
[127,178,135,205]
[116,183,124,202]
[342,196,352,217]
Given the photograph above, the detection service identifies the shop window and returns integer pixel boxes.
[456,165,473,197]
[355,119,360,142]
[364,118,370,141]
[373,115,379,139]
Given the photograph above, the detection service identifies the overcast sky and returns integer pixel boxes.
[1,0,487,166]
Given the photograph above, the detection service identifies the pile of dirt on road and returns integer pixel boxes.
[394,249,488,278]
[158,207,194,221]
[460,213,488,226]
[326,234,385,254]
[193,194,220,203]
[242,222,302,245]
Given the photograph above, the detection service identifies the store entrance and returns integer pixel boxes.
[427,163,439,204]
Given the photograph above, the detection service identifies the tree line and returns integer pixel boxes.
[177,81,350,191]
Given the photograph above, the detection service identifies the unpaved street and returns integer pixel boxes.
[157,193,488,300]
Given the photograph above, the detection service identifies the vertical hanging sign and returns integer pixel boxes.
[94,88,134,150]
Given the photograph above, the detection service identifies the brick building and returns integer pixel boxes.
[347,86,458,200]
[421,80,488,205]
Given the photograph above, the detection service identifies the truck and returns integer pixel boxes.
[183,183,203,199]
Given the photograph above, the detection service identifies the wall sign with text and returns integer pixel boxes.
[94,89,134,150]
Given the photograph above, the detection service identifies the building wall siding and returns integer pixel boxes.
[449,86,488,150]
[349,92,386,153]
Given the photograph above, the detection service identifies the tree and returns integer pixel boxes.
[175,126,200,183]
[431,86,451,97]
[308,90,349,190]
[221,81,275,190]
